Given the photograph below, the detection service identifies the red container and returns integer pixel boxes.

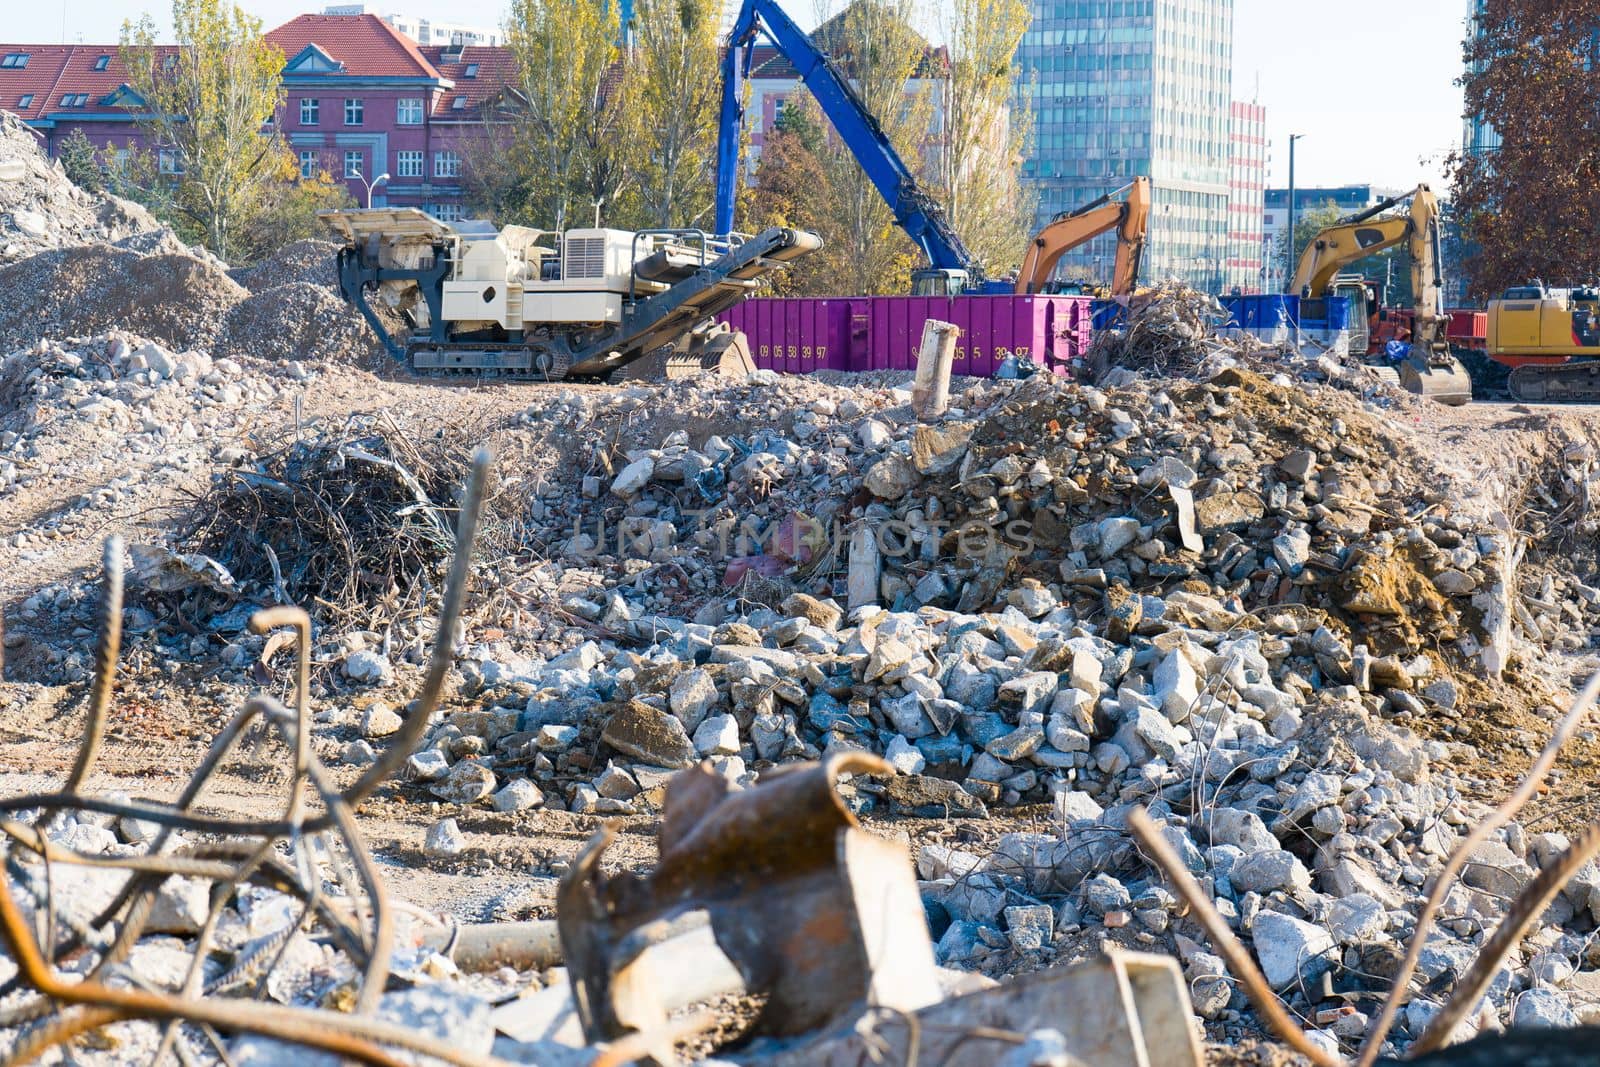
[1446,309,1488,350]
[721,295,1093,376]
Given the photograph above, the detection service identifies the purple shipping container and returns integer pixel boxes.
[720,295,1093,377]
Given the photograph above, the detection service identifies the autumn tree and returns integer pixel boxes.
[787,0,932,294]
[238,152,356,257]
[932,0,1033,277]
[503,0,634,230]
[120,0,286,261]
[750,100,834,294]
[1449,1,1600,298]
[632,0,722,228]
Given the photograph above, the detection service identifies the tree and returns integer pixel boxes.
[238,150,357,257]
[798,0,934,294]
[120,0,287,262]
[57,128,104,193]
[503,0,632,230]
[1449,1,1600,298]
[631,0,722,228]
[933,0,1032,278]
[750,99,833,295]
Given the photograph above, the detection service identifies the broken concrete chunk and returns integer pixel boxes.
[601,700,698,768]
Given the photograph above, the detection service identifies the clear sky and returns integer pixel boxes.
[13,0,1471,192]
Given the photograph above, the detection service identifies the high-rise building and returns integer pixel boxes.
[321,5,503,47]
[1226,99,1265,293]
[1016,0,1234,288]
[1462,0,1497,158]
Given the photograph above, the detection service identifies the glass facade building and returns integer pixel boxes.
[1462,0,1498,157]
[1017,0,1234,288]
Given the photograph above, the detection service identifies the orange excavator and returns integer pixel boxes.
[1015,177,1151,297]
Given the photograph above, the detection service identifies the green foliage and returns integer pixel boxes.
[631,0,721,227]
[773,101,824,155]
[933,0,1033,278]
[57,128,104,193]
[1278,200,1343,287]
[497,0,631,230]
[239,151,357,258]
[120,0,287,261]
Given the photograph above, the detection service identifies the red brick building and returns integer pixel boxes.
[0,14,520,219]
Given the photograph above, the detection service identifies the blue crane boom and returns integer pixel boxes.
[713,0,990,294]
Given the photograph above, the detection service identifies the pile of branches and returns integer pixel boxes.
[1087,282,1267,382]
[176,414,496,621]
[0,458,503,1065]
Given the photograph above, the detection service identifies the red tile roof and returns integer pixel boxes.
[266,14,440,80]
[0,18,519,126]
[0,45,178,120]
[418,45,518,116]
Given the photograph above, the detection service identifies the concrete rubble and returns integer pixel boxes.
[4,101,1600,1066]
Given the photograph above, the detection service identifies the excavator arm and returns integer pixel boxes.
[1016,177,1149,296]
[1288,184,1468,404]
[713,0,986,293]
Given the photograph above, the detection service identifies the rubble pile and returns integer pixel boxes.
[0,332,301,627]
[0,245,249,353]
[0,111,160,263]
[303,364,1598,1054]
[1089,283,1250,380]
[217,281,384,365]
[230,237,343,291]
[4,123,1600,1059]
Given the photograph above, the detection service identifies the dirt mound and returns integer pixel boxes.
[0,112,160,264]
[216,281,383,367]
[231,238,342,292]
[0,243,246,352]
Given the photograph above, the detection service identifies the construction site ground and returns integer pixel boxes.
[4,366,1599,919]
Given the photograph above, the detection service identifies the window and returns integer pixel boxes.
[1,54,29,69]
[344,150,364,179]
[60,93,89,107]
[299,150,318,179]
[773,97,786,122]
[427,203,464,222]
[111,148,129,172]
[343,98,363,125]
[396,97,423,124]
[158,148,183,174]
[451,95,466,111]
[16,94,32,109]
[463,63,479,77]
[433,150,460,178]
[396,150,422,177]
[300,98,319,125]
[93,55,110,71]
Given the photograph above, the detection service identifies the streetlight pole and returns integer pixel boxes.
[359,171,390,209]
[1285,134,1303,293]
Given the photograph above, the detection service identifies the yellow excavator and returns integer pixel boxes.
[1016,177,1150,297]
[1485,283,1600,402]
[1288,183,1471,405]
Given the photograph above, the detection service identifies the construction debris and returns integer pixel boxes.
[0,111,160,264]
[8,102,1600,1066]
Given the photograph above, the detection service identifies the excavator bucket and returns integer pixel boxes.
[1400,355,1472,406]
[664,329,756,379]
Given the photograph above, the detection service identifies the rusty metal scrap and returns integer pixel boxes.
[556,751,942,1048]
[0,451,525,1067]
